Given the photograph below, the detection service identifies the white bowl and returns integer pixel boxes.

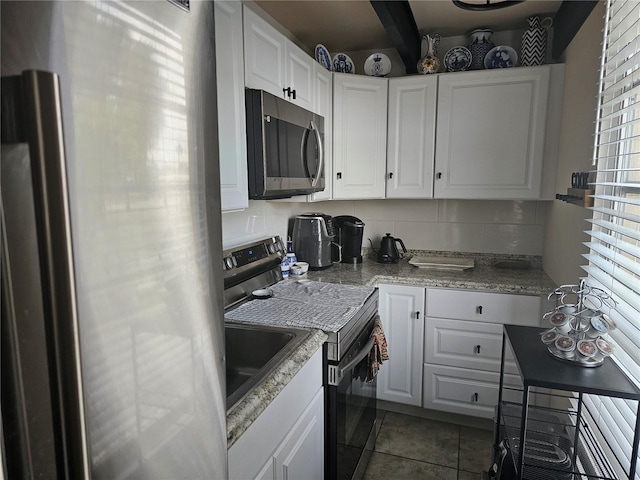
[252,288,272,299]
[291,262,309,276]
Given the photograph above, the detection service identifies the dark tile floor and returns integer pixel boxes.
[363,410,493,480]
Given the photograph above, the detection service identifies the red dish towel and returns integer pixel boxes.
[367,315,389,382]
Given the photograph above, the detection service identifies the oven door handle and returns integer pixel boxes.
[338,336,375,379]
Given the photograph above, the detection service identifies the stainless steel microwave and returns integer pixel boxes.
[245,88,325,199]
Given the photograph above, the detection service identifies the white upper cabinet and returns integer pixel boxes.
[215,1,248,211]
[386,76,437,198]
[434,66,551,199]
[243,6,314,112]
[309,64,333,201]
[333,73,388,200]
[284,41,315,111]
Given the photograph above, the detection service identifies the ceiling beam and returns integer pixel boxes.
[552,0,598,60]
[370,1,421,74]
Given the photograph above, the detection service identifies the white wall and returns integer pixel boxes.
[222,198,548,255]
[542,2,605,285]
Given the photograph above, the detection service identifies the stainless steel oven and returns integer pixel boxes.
[222,237,378,480]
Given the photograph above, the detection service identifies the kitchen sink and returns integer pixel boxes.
[225,323,308,411]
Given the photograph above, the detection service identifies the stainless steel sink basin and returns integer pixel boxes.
[225,323,308,411]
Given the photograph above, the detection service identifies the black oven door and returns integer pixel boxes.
[326,321,377,480]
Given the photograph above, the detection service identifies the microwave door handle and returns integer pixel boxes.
[310,120,323,188]
[300,123,311,180]
[338,336,375,380]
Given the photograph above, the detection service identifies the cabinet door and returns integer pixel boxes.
[377,284,425,406]
[434,66,550,199]
[386,76,437,198]
[333,73,388,199]
[216,1,248,211]
[228,350,322,480]
[274,388,324,480]
[309,65,333,201]
[285,40,314,111]
[243,6,285,99]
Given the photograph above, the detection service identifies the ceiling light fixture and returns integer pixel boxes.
[453,0,525,11]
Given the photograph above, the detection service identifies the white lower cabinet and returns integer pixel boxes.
[274,389,324,480]
[377,284,543,418]
[376,284,425,406]
[228,349,324,480]
[423,288,542,417]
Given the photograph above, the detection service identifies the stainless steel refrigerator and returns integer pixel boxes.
[1,1,227,478]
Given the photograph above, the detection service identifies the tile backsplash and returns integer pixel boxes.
[222,199,549,255]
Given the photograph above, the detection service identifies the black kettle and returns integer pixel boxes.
[374,233,407,264]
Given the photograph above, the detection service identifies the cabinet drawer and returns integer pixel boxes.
[425,318,519,374]
[423,364,523,419]
[426,289,541,326]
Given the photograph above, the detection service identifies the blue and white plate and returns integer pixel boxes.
[315,44,332,71]
[332,52,354,74]
[484,45,518,69]
[444,46,472,72]
[364,52,391,76]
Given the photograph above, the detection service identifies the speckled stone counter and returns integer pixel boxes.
[303,251,556,296]
[226,252,554,447]
[226,328,327,448]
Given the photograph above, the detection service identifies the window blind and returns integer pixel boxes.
[583,0,640,478]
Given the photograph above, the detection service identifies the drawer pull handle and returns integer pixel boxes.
[476,305,483,314]
[473,392,479,402]
[475,345,481,354]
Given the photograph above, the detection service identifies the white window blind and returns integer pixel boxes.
[584,0,640,478]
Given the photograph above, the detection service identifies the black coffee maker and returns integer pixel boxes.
[334,215,365,264]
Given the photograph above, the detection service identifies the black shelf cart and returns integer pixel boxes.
[495,325,640,480]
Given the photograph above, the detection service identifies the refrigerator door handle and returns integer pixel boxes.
[1,70,89,479]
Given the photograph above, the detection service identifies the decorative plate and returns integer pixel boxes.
[364,52,391,76]
[444,46,472,72]
[315,44,332,71]
[484,45,518,69]
[332,52,355,74]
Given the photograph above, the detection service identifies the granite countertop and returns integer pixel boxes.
[303,251,557,296]
[226,328,327,448]
[226,251,555,448]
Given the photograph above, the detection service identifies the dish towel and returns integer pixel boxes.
[367,315,389,383]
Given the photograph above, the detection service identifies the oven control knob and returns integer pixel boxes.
[267,243,277,254]
[223,256,234,270]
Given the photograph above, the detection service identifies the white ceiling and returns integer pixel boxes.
[254,0,563,53]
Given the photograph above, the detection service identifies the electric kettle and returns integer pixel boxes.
[375,233,407,264]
